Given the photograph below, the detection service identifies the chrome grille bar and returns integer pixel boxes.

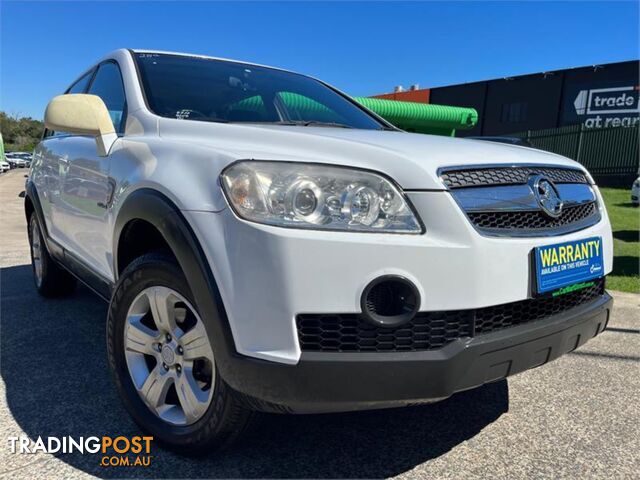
[454,183,596,212]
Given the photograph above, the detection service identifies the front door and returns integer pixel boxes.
[32,69,96,247]
[57,136,115,278]
[56,61,127,280]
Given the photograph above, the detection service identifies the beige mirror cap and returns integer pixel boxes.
[44,94,116,136]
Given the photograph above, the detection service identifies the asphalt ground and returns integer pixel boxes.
[1,168,639,479]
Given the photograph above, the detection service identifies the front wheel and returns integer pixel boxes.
[107,253,253,454]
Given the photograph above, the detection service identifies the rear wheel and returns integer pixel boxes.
[107,253,253,454]
[28,213,76,297]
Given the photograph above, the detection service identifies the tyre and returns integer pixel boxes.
[28,213,77,297]
[107,252,253,455]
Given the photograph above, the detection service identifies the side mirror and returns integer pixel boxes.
[44,94,118,156]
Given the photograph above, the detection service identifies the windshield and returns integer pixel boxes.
[134,53,386,130]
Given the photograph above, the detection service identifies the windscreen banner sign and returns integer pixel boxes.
[573,86,640,128]
[534,237,604,294]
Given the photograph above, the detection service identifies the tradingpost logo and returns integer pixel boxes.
[7,435,154,467]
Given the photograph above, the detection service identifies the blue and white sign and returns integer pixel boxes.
[534,236,604,293]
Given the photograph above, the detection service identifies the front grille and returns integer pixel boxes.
[441,167,588,189]
[468,202,597,231]
[441,165,599,236]
[296,278,605,352]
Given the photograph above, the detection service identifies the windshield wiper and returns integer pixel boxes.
[236,120,393,130]
[281,121,398,131]
[301,121,354,129]
[262,120,355,129]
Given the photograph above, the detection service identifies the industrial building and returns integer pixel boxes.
[374,60,639,137]
[373,60,639,182]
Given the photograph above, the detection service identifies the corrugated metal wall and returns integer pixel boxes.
[514,124,639,176]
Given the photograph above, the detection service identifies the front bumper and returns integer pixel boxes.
[186,189,613,364]
[221,292,612,413]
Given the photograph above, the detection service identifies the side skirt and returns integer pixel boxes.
[57,242,113,301]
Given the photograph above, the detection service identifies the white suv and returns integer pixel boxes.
[26,49,613,453]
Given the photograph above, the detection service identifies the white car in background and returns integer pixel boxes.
[26,49,614,454]
[15,152,33,167]
[0,159,9,173]
[6,153,26,168]
[632,176,640,206]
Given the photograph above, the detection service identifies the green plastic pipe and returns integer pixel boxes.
[353,97,478,135]
[232,92,478,136]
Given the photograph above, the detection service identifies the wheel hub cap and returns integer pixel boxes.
[161,344,176,366]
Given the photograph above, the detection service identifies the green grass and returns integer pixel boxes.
[600,187,640,293]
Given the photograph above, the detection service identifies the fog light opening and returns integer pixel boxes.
[361,276,420,327]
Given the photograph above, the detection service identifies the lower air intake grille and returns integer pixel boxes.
[297,311,473,352]
[474,278,605,334]
[296,278,605,352]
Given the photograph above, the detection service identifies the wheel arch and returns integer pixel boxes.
[113,189,241,382]
[24,181,53,248]
[24,192,35,223]
[115,218,175,276]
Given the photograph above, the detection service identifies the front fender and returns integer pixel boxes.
[112,188,245,388]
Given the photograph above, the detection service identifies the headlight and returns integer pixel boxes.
[220,161,422,233]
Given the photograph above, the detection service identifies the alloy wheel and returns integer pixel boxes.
[124,286,215,426]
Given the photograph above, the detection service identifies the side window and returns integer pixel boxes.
[66,70,94,94]
[87,62,127,134]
